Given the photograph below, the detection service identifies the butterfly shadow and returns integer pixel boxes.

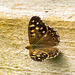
[46,52,70,69]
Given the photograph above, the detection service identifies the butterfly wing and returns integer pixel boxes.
[27,16,60,61]
[36,26,60,46]
[28,16,47,44]
[29,48,48,61]
[28,16,59,46]
[29,47,59,61]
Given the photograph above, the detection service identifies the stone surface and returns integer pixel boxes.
[0,0,75,21]
[0,0,75,75]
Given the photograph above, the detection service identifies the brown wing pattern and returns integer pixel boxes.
[26,16,60,61]
[36,26,60,46]
[29,47,59,61]
[29,48,48,61]
[28,16,47,44]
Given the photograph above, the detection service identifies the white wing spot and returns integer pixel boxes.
[31,30,34,33]
[42,31,45,34]
[33,53,35,55]
[33,52,36,55]
[38,58,40,59]
[36,22,39,25]
[43,53,46,56]
[31,56,35,58]
[36,27,39,30]
[32,20,34,23]
[40,27,43,30]
[44,34,47,37]
[37,55,40,57]
[30,24,35,27]
[32,33,35,36]
[42,55,44,57]
[33,51,36,54]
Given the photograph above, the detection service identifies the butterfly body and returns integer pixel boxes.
[26,16,60,61]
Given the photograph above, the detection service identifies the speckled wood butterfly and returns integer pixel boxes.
[26,16,60,61]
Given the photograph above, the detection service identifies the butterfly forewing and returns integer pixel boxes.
[36,26,60,46]
[26,16,60,61]
[28,16,47,44]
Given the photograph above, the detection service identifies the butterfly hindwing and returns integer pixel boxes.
[42,47,59,58]
[29,47,59,61]
[29,48,48,61]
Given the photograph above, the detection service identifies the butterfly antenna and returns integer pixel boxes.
[17,37,26,44]
[17,49,25,55]
[16,37,27,55]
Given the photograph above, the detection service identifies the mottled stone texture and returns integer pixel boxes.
[0,17,75,75]
[0,0,75,75]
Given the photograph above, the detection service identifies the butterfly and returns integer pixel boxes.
[26,16,60,61]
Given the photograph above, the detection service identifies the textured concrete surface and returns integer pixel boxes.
[0,0,75,21]
[0,0,75,75]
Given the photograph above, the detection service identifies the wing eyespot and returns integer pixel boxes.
[52,37,55,41]
[51,33,54,36]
